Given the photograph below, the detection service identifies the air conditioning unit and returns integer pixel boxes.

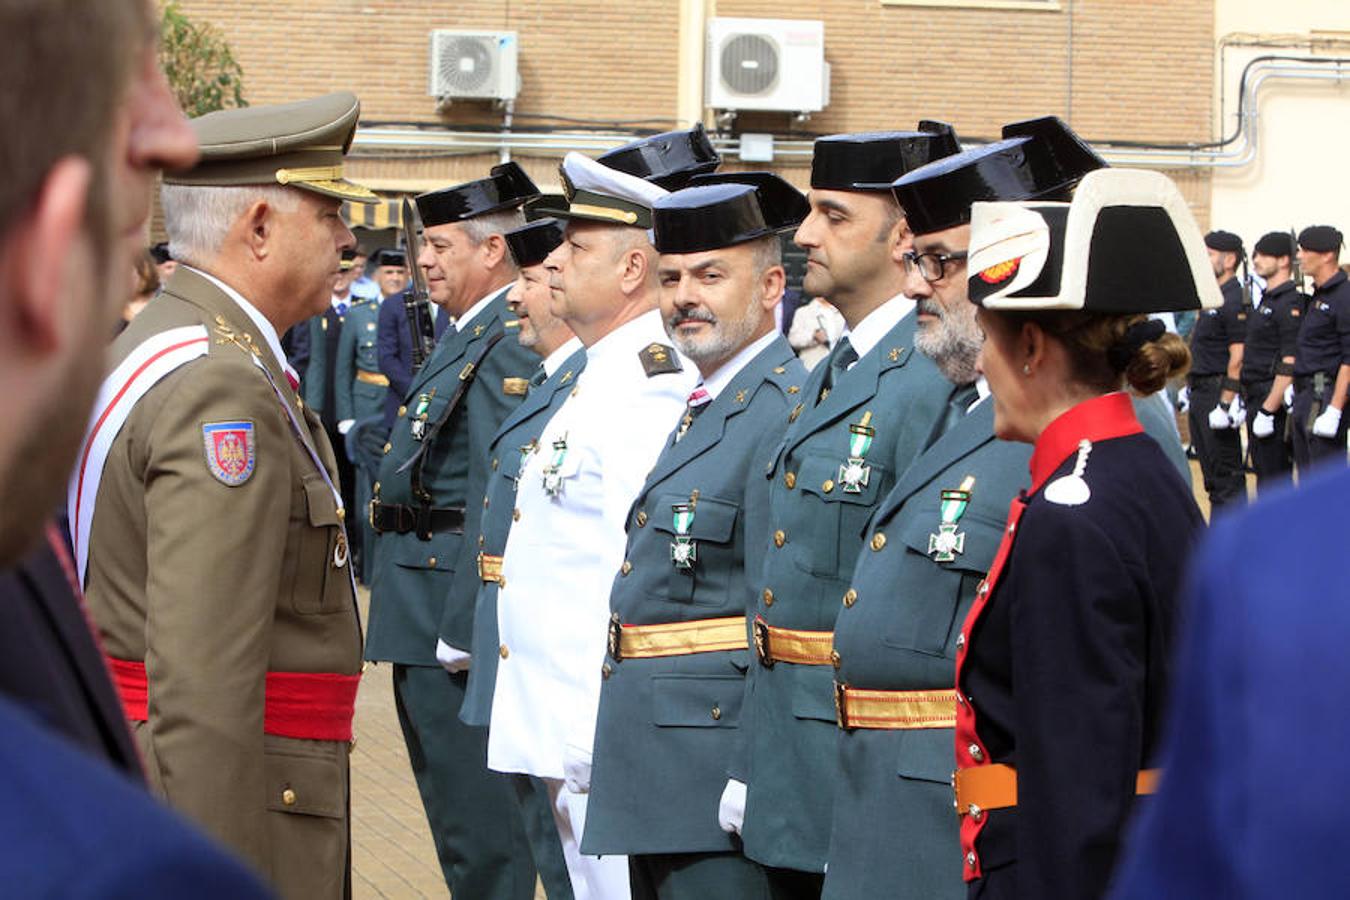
[706,18,829,114]
[428,30,519,102]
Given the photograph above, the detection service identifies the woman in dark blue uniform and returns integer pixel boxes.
[950,169,1216,900]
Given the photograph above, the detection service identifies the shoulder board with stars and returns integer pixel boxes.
[640,342,683,377]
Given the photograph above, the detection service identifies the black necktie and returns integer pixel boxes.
[818,337,857,404]
[928,383,980,448]
[529,365,548,389]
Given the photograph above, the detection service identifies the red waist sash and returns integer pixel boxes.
[108,658,360,742]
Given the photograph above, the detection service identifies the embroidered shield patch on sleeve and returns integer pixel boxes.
[202,421,256,486]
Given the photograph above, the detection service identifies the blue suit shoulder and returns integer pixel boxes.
[0,697,273,899]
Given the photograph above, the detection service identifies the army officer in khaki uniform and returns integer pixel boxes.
[72,93,373,900]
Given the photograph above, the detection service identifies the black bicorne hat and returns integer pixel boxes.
[686,171,809,234]
[415,161,540,227]
[655,182,797,255]
[598,123,722,191]
[505,219,566,269]
[810,121,961,192]
[966,168,1222,313]
[373,248,407,268]
[893,116,1106,236]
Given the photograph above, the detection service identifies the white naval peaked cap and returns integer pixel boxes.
[554,151,670,229]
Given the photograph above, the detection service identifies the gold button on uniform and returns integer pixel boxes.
[382,442,391,454]
[491,457,499,471]
[428,557,437,567]
[762,588,774,607]
[830,650,841,669]
[602,663,612,679]
[773,530,786,548]
[842,588,857,608]
[969,744,984,762]
[822,479,835,493]
[636,510,648,527]
[711,706,722,721]
[784,472,796,489]
[871,532,887,551]
[512,508,521,522]
[621,560,633,576]
[499,644,510,659]
[397,405,407,417]
[282,788,297,807]
[483,497,490,509]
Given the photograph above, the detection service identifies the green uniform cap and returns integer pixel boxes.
[164,91,378,204]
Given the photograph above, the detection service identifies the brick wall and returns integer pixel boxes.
[165,0,1215,227]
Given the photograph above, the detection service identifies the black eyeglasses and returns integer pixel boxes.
[902,250,968,284]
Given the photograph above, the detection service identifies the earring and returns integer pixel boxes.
[1022,364,1031,376]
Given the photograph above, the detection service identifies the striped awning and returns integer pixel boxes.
[343,197,404,230]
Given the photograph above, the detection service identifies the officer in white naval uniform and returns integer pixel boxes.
[488,153,698,900]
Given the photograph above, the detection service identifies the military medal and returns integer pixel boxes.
[928,476,975,563]
[838,411,875,494]
[541,432,568,497]
[669,490,700,571]
[410,391,434,441]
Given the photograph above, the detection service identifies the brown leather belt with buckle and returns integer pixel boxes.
[952,763,1160,818]
[833,683,957,730]
[752,615,835,667]
[369,500,465,537]
[608,614,747,662]
[356,369,390,387]
[477,552,503,584]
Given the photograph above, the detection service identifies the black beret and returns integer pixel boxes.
[149,242,172,264]
[505,218,565,269]
[1298,225,1344,253]
[1253,231,1294,258]
[373,248,407,268]
[893,115,1105,236]
[597,124,721,191]
[416,161,539,227]
[1204,230,1244,255]
[810,122,960,192]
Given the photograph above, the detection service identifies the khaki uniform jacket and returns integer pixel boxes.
[83,266,363,900]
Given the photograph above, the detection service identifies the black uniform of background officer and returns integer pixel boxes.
[1243,231,1306,491]
[1189,231,1248,510]
[1291,225,1350,472]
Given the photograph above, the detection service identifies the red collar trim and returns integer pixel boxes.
[1028,392,1143,492]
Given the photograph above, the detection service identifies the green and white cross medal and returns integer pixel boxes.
[670,490,700,570]
[541,431,569,497]
[410,390,435,441]
[928,475,975,562]
[839,411,875,494]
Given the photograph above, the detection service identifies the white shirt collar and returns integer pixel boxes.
[331,293,351,310]
[969,375,991,411]
[586,308,670,366]
[456,283,509,332]
[698,330,778,401]
[841,293,915,366]
[186,266,293,378]
[543,336,583,378]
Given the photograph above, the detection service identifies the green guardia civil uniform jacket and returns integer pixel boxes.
[460,342,588,726]
[822,396,1030,900]
[334,295,387,423]
[584,336,806,856]
[737,311,949,872]
[364,286,537,665]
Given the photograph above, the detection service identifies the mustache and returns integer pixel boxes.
[916,298,945,319]
[667,307,717,329]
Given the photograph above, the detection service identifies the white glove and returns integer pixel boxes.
[337,418,355,435]
[1251,409,1276,439]
[563,742,592,794]
[1284,384,1294,410]
[1313,405,1342,438]
[1208,404,1233,431]
[718,779,747,835]
[1176,385,1190,414]
[435,638,471,674]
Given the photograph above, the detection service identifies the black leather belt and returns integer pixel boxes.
[369,501,465,538]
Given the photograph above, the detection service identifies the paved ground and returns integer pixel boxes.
[349,591,546,899]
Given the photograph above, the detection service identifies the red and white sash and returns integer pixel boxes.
[68,326,211,586]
